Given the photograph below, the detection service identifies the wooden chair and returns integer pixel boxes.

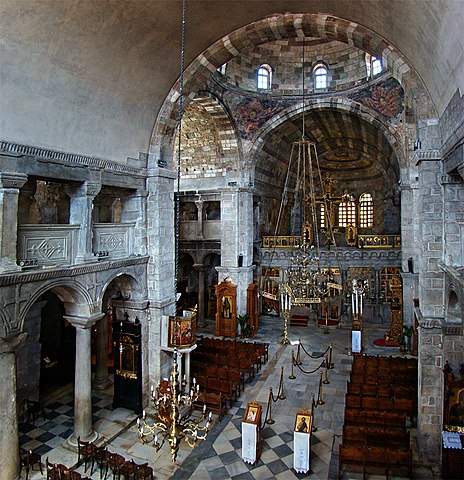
[20,448,43,480]
[133,461,154,480]
[77,437,99,475]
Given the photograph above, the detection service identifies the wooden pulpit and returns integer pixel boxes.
[215,280,237,337]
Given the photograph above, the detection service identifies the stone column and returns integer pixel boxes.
[93,314,110,390]
[195,199,204,239]
[67,181,102,263]
[193,264,205,326]
[415,154,445,463]
[0,172,28,273]
[146,167,176,390]
[0,333,27,480]
[64,313,104,447]
[219,188,255,316]
[121,188,148,256]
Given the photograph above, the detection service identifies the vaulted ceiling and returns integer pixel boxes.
[254,109,398,193]
[1,0,463,163]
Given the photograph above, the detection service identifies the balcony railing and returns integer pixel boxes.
[93,223,135,259]
[262,234,401,249]
[17,224,80,266]
[358,235,401,249]
[180,220,221,240]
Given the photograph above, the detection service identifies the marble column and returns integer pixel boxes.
[93,314,110,390]
[67,181,101,263]
[64,313,104,447]
[0,333,27,480]
[0,172,28,273]
[193,264,205,327]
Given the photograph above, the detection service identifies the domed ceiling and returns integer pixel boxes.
[254,108,398,192]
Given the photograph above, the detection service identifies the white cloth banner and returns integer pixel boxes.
[294,431,310,473]
[352,330,362,353]
[242,422,257,464]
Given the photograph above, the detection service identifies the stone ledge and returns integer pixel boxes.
[0,256,149,287]
[0,140,146,178]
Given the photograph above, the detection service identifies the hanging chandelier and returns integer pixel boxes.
[137,0,211,463]
[137,351,211,462]
[276,42,342,305]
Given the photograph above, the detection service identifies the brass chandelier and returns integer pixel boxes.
[137,352,211,463]
[276,42,343,310]
[137,0,211,463]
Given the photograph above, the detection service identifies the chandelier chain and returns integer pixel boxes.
[175,0,187,300]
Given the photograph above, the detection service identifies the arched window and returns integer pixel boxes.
[313,64,328,90]
[338,201,356,227]
[359,193,374,228]
[372,56,382,76]
[257,64,272,90]
[320,203,326,228]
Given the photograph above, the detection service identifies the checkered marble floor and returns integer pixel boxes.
[22,318,423,480]
[19,389,115,457]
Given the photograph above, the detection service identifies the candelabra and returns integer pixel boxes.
[137,349,211,463]
[280,289,292,345]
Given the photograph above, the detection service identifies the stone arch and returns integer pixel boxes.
[248,98,405,168]
[98,272,143,308]
[19,280,93,333]
[446,289,463,325]
[150,12,433,167]
[163,92,241,175]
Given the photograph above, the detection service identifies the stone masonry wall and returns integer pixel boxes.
[224,39,369,94]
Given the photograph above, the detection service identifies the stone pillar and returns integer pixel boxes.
[416,157,444,317]
[146,167,176,390]
[121,188,148,256]
[195,199,204,239]
[67,181,102,263]
[193,264,205,326]
[442,174,464,267]
[399,179,420,326]
[0,333,27,480]
[417,321,443,463]
[415,154,445,463]
[219,188,255,315]
[0,172,27,273]
[64,313,104,447]
[93,314,110,390]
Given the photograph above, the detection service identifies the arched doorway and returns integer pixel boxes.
[16,282,94,454]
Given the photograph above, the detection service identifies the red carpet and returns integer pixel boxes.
[374,338,401,347]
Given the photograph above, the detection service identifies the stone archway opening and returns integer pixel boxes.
[447,290,462,324]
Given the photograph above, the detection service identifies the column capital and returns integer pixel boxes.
[64,312,105,329]
[193,263,205,271]
[0,172,28,189]
[66,181,102,199]
[0,332,27,353]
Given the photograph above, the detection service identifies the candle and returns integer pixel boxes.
[154,434,158,444]
[203,404,206,414]
[142,409,146,419]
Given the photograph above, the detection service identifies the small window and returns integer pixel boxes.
[338,201,356,227]
[359,193,374,228]
[257,64,272,90]
[372,56,382,76]
[320,203,326,228]
[314,64,328,90]
[218,64,227,75]
[365,53,372,78]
